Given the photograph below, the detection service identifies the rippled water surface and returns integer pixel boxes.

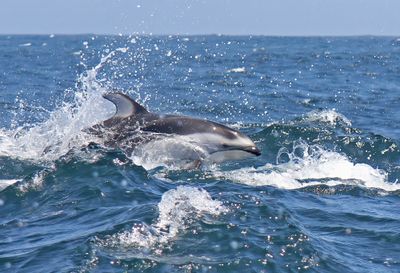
[1,35,400,272]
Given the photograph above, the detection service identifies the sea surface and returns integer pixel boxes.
[0,35,400,273]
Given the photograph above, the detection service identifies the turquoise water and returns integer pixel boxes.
[0,35,400,272]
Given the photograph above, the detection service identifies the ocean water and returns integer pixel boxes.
[0,35,400,273]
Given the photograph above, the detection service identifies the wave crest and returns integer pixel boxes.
[215,140,399,192]
[98,186,227,253]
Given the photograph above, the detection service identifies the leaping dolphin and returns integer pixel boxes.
[88,93,261,167]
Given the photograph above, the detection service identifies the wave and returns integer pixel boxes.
[1,44,399,196]
[300,109,352,127]
[214,140,400,192]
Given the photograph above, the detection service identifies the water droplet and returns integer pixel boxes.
[230,240,239,249]
[121,179,128,187]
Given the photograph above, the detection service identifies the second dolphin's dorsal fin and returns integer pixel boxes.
[103,92,148,118]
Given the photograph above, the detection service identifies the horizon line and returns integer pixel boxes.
[0,33,399,38]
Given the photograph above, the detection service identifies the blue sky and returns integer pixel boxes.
[1,0,399,35]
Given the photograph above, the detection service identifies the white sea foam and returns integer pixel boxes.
[19,43,32,47]
[155,186,227,235]
[214,141,400,192]
[303,109,352,126]
[227,67,246,73]
[100,186,227,250]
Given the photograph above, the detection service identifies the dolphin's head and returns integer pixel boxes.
[186,122,261,163]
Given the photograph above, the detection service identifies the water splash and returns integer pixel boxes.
[99,186,227,251]
[130,136,207,170]
[0,49,134,162]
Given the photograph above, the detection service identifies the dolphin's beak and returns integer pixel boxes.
[243,146,261,156]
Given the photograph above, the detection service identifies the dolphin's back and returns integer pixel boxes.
[101,92,237,138]
[142,116,238,139]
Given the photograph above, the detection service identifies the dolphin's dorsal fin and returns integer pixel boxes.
[103,92,148,118]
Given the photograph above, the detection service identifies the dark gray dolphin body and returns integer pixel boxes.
[88,93,260,164]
